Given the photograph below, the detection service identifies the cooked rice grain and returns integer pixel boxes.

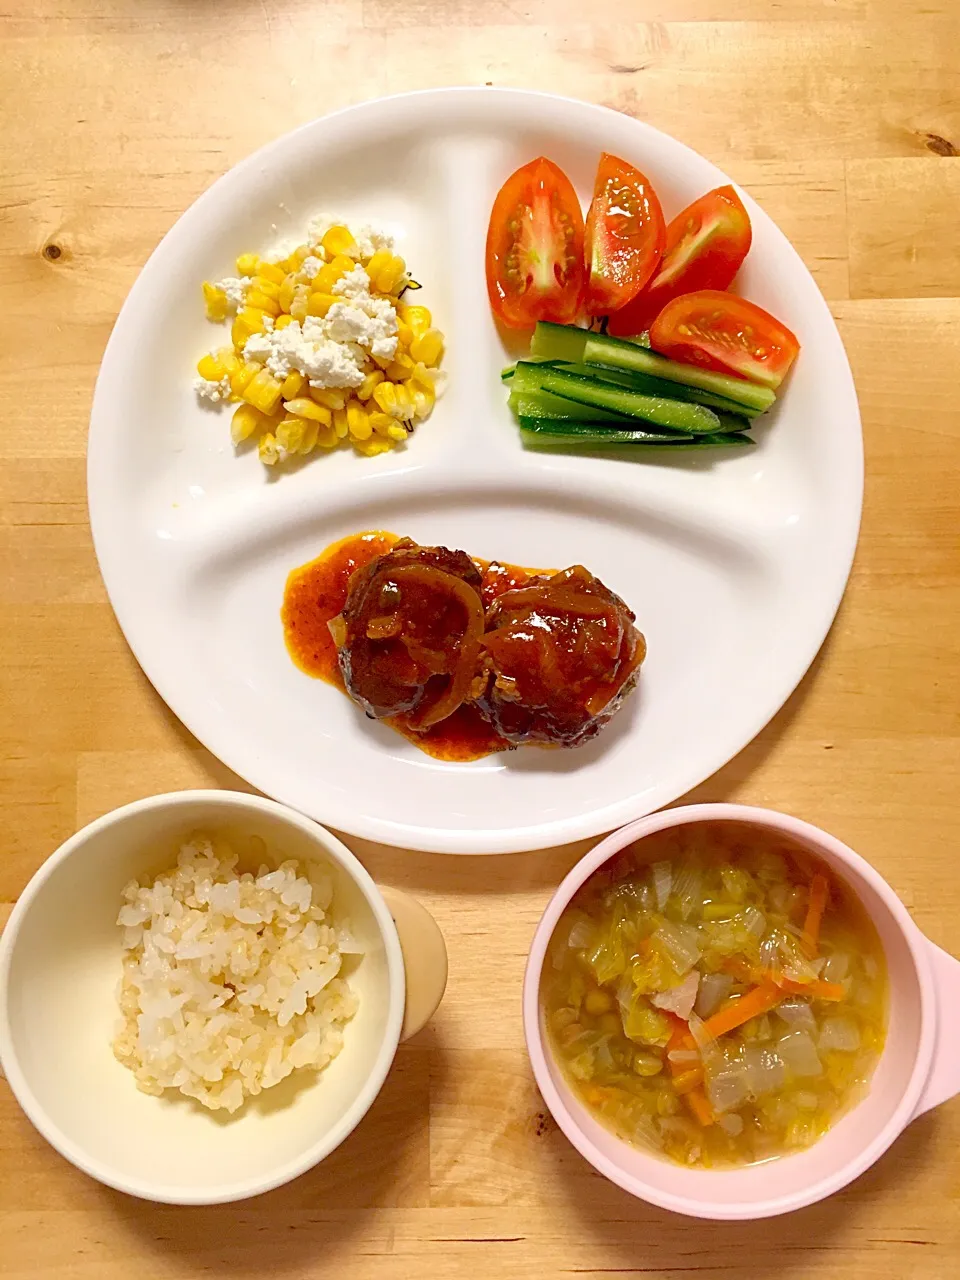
[113,836,359,1113]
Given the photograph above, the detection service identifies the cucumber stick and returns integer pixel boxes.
[512,360,757,424]
[546,362,760,421]
[509,390,624,423]
[530,321,776,415]
[519,417,753,449]
[515,363,726,434]
[512,387,748,435]
[520,417,692,443]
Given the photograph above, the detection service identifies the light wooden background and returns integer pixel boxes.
[2,0,960,1275]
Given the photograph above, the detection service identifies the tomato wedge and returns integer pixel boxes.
[649,290,799,389]
[485,157,585,329]
[608,185,752,337]
[584,153,665,315]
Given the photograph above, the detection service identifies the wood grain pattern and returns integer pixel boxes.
[2,0,960,1275]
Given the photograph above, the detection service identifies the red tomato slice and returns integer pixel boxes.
[649,290,800,389]
[608,185,752,337]
[485,157,585,329]
[584,153,665,315]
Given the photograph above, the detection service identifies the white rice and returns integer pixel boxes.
[113,836,360,1114]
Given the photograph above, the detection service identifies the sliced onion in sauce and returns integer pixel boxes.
[381,564,485,729]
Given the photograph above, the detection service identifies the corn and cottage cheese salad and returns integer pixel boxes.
[194,216,445,465]
[113,836,360,1114]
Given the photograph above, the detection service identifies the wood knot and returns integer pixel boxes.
[42,243,63,262]
[923,133,958,157]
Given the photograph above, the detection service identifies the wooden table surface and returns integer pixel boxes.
[3,0,960,1275]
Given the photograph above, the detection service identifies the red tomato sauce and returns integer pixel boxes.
[281,531,549,762]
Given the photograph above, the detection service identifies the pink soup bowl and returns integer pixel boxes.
[522,803,960,1220]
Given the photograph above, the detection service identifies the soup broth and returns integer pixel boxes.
[541,822,888,1168]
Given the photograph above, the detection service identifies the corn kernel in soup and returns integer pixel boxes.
[541,823,888,1169]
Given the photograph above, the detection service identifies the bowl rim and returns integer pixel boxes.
[0,788,407,1205]
[521,802,936,1220]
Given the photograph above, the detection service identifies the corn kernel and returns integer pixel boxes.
[245,289,281,316]
[256,262,286,286]
[332,407,349,439]
[410,386,435,419]
[258,432,280,465]
[231,403,265,444]
[408,361,435,392]
[278,371,304,400]
[306,292,338,317]
[276,415,307,456]
[202,282,230,323]
[396,320,415,350]
[366,249,392,287]
[368,411,396,438]
[384,352,415,381]
[308,386,347,411]
[367,252,406,295]
[320,225,361,260]
[242,368,284,415]
[373,381,415,421]
[252,276,282,301]
[289,292,309,322]
[398,303,432,336]
[388,257,410,293]
[353,435,393,457]
[371,351,395,371]
[315,421,339,449]
[372,382,395,415]
[231,307,267,348]
[346,400,371,440]
[230,361,262,396]
[197,352,225,380]
[278,274,298,312]
[297,418,320,454]
[282,397,332,424]
[274,313,295,330]
[236,252,260,276]
[387,423,409,442]
[410,328,444,367]
[215,346,242,376]
[314,257,353,294]
[357,369,384,401]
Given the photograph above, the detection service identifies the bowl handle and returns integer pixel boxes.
[380,886,448,1041]
[913,940,960,1120]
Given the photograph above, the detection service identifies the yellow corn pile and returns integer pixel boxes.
[196,225,444,465]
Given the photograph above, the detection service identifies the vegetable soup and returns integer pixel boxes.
[541,822,887,1168]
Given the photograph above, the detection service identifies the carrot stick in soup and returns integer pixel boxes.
[685,1087,714,1127]
[801,873,830,958]
[780,977,846,1002]
[698,982,781,1040]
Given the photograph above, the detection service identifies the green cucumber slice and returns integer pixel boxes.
[509,390,624,423]
[530,321,776,415]
[545,362,760,421]
[518,417,754,449]
[516,363,725,434]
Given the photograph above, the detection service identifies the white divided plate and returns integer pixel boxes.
[88,89,862,855]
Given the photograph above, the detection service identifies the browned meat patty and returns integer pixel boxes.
[473,565,645,747]
[330,538,485,728]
